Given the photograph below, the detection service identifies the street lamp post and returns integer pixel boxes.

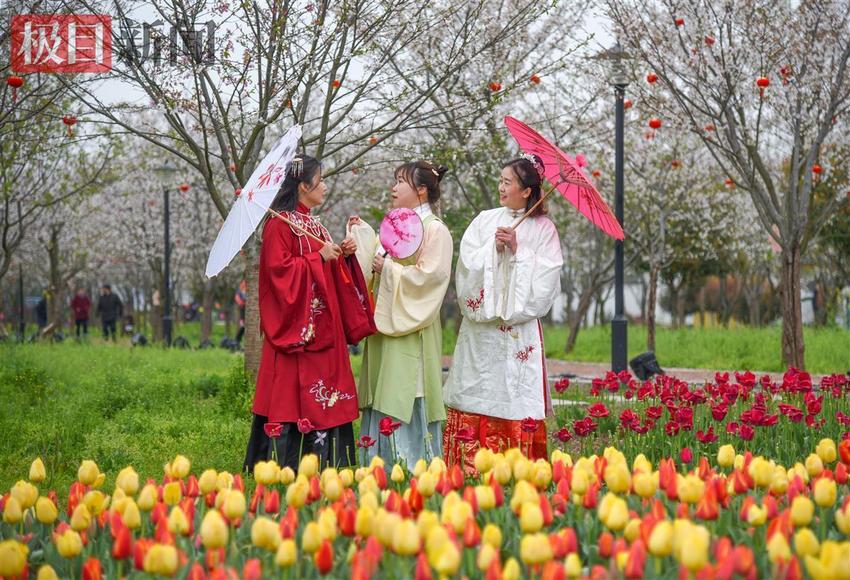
[154,161,178,347]
[608,43,630,373]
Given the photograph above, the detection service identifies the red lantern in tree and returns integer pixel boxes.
[489,82,502,92]
[62,115,77,137]
[671,159,681,168]
[648,118,662,129]
[756,77,770,98]
[229,163,236,172]
[624,99,633,109]
[704,35,715,46]
[530,74,541,84]
[369,136,378,145]
[675,18,685,26]
[812,164,822,174]
[724,178,735,188]
[592,169,601,178]
[235,188,242,197]
[646,73,658,84]
[644,131,655,140]
[331,79,341,88]
[179,183,190,192]
[704,123,716,132]
[6,75,24,103]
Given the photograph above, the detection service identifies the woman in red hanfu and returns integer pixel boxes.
[244,155,374,472]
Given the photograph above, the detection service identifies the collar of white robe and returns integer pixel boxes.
[414,202,433,219]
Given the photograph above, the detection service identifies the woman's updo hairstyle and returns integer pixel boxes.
[394,160,449,212]
[503,154,547,217]
[269,155,322,212]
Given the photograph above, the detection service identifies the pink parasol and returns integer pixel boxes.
[379,208,424,260]
[504,116,624,240]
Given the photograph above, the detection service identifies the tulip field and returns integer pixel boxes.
[2,365,850,579]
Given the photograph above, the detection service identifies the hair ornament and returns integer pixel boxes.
[519,152,545,178]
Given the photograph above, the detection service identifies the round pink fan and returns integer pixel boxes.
[379,208,424,260]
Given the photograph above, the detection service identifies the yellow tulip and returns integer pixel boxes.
[35,496,58,524]
[217,471,234,490]
[475,449,495,474]
[624,518,642,543]
[747,504,767,526]
[391,464,405,483]
[252,516,282,551]
[222,490,246,520]
[477,543,498,571]
[445,501,473,534]
[123,500,141,529]
[571,468,589,495]
[392,519,421,556]
[805,454,824,477]
[513,457,532,481]
[492,458,513,485]
[565,553,582,578]
[791,496,815,527]
[115,466,139,495]
[428,457,447,475]
[520,533,553,565]
[11,480,38,510]
[276,539,297,567]
[816,439,837,463]
[29,457,46,483]
[475,485,496,511]
[93,473,106,489]
[604,463,631,494]
[634,472,657,498]
[0,540,28,577]
[77,460,100,485]
[417,510,439,540]
[83,490,109,515]
[201,509,228,549]
[605,498,629,531]
[717,445,736,468]
[340,469,354,487]
[144,544,178,576]
[509,480,539,512]
[680,526,709,571]
[56,529,83,558]
[318,509,338,542]
[70,503,92,531]
[767,532,792,563]
[412,459,428,477]
[417,471,437,497]
[254,461,280,485]
[198,469,218,494]
[790,463,810,483]
[370,455,385,470]
[167,506,190,536]
[532,461,553,489]
[814,478,837,508]
[2,496,22,524]
[432,541,461,576]
[286,478,309,509]
[137,484,157,511]
[835,502,850,535]
[677,474,705,504]
[632,454,653,474]
[648,520,674,557]
[482,523,502,549]
[36,564,59,580]
[163,481,182,506]
[302,521,321,553]
[520,502,544,533]
[354,506,374,537]
[748,457,774,488]
[794,528,820,557]
[299,454,319,478]
[167,454,191,479]
[503,557,521,580]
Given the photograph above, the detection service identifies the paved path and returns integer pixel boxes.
[441,356,830,385]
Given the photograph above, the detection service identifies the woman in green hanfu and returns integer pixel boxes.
[347,160,453,466]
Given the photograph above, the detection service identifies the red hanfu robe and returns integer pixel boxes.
[253,203,359,430]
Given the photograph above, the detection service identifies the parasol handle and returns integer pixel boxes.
[265,206,331,245]
[510,175,586,228]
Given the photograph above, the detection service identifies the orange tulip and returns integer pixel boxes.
[315,540,333,575]
[415,552,433,580]
[463,517,481,548]
[242,559,262,580]
[624,539,646,579]
[187,562,207,580]
[598,532,614,559]
[112,526,132,560]
[82,557,102,580]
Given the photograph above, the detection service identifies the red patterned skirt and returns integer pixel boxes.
[443,407,548,477]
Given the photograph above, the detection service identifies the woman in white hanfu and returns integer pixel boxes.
[443,154,563,473]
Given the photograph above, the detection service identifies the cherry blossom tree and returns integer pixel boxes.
[608,0,850,368]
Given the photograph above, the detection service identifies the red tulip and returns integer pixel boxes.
[520,417,539,432]
[279,507,298,539]
[112,525,132,560]
[243,559,262,580]
[263,489,280,514]
[415,552,433,580]
[463,516,481,547]
[379,416,401,436]
[624,539,646,579]
[187,562,207,580]
[680,447,693,464]
[297,418,315,433]
[648,118,662,129]
[133,539,155,571]
[263,422,282,438]
[598,531,614,559]
[542,560,567,580]
[838,439,850,464]
[315,540,334,575]
[82,557,102,580]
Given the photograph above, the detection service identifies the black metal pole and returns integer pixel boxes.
[611,83,628,372]
[18,263,25,342]
[163,187,172,347]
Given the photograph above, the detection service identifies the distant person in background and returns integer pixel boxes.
[70,289,91,338]
[35,291,48,330]
[96,285,123,341]
[234,280,247,346]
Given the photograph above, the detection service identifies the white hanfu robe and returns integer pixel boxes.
[443,206,563,421]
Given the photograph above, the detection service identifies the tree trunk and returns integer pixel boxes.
[647,263,659,352]
[244,250,262,381]
[698,286,706,328]
[565,289,595,353]
[718,274,729,327]
[780,245,805,369]
[47,226,65,329]
[200,278,214,343]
